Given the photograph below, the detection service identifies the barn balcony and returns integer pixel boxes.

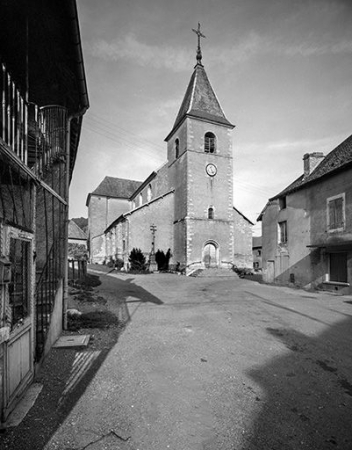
[1,61,68,180]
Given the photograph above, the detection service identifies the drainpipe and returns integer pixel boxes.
[63,0,89,329]
[63,116,72,330]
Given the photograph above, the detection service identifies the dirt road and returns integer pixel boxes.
[3,268,352,449]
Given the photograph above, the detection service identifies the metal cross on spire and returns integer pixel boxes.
[192,23,206,66]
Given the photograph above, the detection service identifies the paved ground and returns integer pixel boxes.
[1,266,352,449]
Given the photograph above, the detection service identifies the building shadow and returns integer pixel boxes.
[241,316,352,450]
[0,271,163,450]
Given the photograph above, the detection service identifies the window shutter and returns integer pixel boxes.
[335,197,343,227]
[329,200,335,229]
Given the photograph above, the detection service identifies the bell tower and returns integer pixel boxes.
[165,24,235,272]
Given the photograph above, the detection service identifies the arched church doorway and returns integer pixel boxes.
[203,242,218,268]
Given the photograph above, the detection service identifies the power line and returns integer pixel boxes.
[86,113,166,152]
[83,114,277,198]
[83,123,164,164]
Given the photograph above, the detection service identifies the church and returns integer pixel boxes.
[87,26,253,273]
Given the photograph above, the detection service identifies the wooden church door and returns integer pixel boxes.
[203,243,217,268]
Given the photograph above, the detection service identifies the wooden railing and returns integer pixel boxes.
[0,61,28,165]
[1,61,68,178]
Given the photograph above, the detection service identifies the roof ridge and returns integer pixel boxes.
[165,64,234,141]
[270,133,352,200]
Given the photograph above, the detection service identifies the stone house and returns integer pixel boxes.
[258,134,352,294]
[68,220,88,247]
[94,42,253,273]
[0,0,88,422]
[86,177,142,263]
[252,236,262,271]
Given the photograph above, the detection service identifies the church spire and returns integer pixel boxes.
[192,23,206,67]
[165,24,234,141]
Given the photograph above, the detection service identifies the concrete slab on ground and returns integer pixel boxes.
[53,334,90,348]
[4,383,43,428]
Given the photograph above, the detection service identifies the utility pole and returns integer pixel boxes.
[150,224,157,254]
[149,224,157,272]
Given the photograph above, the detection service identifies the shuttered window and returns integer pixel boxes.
[328,196,344,230]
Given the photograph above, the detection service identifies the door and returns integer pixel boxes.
[266,260,275,283]
[4,232,34,418]
[330,252,347,282]
[203,243,217,268]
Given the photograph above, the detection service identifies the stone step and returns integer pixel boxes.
[193,268,240,278]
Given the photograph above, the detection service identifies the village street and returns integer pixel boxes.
[2,268,352,450]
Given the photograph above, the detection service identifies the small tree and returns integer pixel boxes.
[129,248,146,271]
[155,248,172,271]
[155,250,166,270]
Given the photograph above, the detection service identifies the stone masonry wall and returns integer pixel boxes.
[108,192,174,268]
[233,209,253,268]
[185,118,235,268]
[88,195,130,263]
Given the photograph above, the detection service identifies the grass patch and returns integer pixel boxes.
[69,274,101,289]
[68,310,119,331]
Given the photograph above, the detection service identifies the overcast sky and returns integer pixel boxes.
[71,0,352,235]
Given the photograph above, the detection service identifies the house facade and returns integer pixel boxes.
[86,177,142,263]
[252,236,262,271]
[0,0,88,422]
[98,38,253,273]
[258,135,352,294]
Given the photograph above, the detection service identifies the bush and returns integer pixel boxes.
[155,248,172,271]
[68,243,88,260]
[129,248,146,271]
[107,257,115,268]
[115,257,124,270]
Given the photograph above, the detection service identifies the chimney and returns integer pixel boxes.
[303,152,324,178]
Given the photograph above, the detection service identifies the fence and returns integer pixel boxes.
[68,259,87,282]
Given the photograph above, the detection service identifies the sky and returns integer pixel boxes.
[70,0,352,236]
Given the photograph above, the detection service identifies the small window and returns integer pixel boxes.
[139,193,143,206]
[278,221,287,245]
[147,184,152,202]
[175,138,179,159]
[279,197,286,210]
[257,250,261,256]
[204,132,216,153]
[329,252,347,283]
[328,194,344,231]
[208,207,214,219]
[9,238,30,327]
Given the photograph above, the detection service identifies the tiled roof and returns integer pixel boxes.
[68,220,87,240]
[233,206,254,225]
[166,63,234,140]
[91,176,142,199]
[271,134,352,200]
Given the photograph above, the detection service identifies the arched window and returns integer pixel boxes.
[147,184,152,202]
[139,193,143,206]
[175,138,180,158]
[208,207,214,219]
[204,132,216,153]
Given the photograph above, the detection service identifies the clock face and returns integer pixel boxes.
[206,163,217,177]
